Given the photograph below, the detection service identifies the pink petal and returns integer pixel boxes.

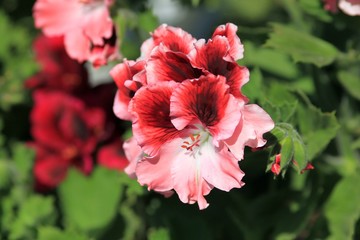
[339,0,360,15]
[212,23,244,61]
[199,140,245,192]
[82,5,113,45]
[159,138,212,209]
[225,104,274,160]
[33,0,83,36]
[170,75,241,141]
[110,60,145,121]
[64,30,91,62]
[130,81,181,156]
[123,137,143,178]
[146,45,201,84]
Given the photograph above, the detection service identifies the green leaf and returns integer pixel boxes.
[325,173,360,240]
[9,195,55,240]
[191,0,201,7]
[11,143,34,183]
[337,71,360,101]
[37,227,90,240]
[265,23,339,67]
[241,67,264,101]
[148,227,171,240]
[279,136,294,170]
[299,0,332,22]
[241,41,299,79]
[138,11,159,33]
[297,104,339,160]
[292,137,307,173]
[58,167,123,236]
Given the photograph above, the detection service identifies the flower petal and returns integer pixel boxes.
[170,75,241,141]
[188,36,230,75]
[123,137,143,178]
[146,46,201,84]
[200,140,245,192]
[212,23,244,61]
[64,30,91,62]
[339,0,360,15]
[225,104,274,160]
[33,0,83,36]
[130,81,181,155]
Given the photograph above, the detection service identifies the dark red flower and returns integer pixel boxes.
[25,35,89,93]
[271,154,281,175]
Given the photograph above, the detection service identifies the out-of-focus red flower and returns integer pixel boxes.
[301,162,315,174]
[97,139,128,171]
[29,90,106,189]
[271,154,281,176]
[25,35,89,93]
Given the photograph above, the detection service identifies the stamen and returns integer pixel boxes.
[181,134,201,151]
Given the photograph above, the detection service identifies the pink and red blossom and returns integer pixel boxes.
[323,0,360,15]
[111,23,274,209]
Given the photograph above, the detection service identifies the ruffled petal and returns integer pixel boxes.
[339,0,360,15]
[199,140,245,192]
[224,63,250,101]
[123,137,143,178]
[188,36,230,75]
[146,46,201,84]
[225,104,274,160]
[170,75,241,141]
[82,5,113,45]
[212,23,244,61]
[130,81,181,155]
[110,60,145,120]
[33,0,83,36]
[64,30,91,62]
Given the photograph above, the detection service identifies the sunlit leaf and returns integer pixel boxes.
[265,23,338,67]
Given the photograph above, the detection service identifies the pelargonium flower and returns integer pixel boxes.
[111,23,274,209]
[30,91,106,189]
[25,35,89,93]
[33,0,119,66]
[323,0,360,15]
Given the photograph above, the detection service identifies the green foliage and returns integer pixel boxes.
[58,167,124,237]
[337,71,360,101]
[325,173,360,240]
[0,10,37,110]
[37,227,91,240]
[265,23,339,67]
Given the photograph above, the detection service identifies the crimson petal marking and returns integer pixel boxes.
[146,46,201,84]
[225,63,250,101]
[170,75,241,141]
[188,36,230,75]
[130,81,181,156]
[212,23,244,61]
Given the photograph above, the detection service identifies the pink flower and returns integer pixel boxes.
[130,75,273,209]
[112,23,274,209]
[33,0,119,65]
[323,0,360,15]
[339,0,360,15]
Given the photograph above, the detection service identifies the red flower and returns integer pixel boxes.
[271,154,281,176]
[25,35,89,93]
[30,90,106,188]
[97,139,128,171]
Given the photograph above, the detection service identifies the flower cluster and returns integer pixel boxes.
[323,0,360,15]
[111,23,274,209]
[33,0,119,67]
[27,35,128,190]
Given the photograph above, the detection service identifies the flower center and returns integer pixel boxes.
[180,130,210,155]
